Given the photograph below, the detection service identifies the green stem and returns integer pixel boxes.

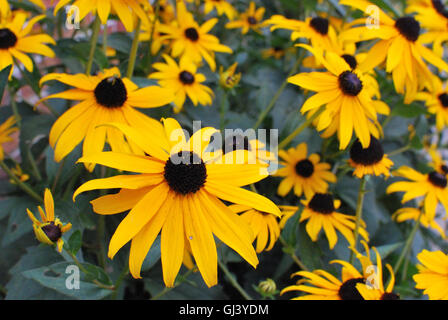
[85,17,101,75]
[51,159,66,193]
[278,105,326,150]
[102,24,108,56]
[150,268,195,300]
[0,161,43,203]
[111,266,129,300]
[8,86,21,129]
[350,176,367,264]
[126,19,142,79]
[278,235,309,271]
[253,51,305,130]
[218,259,253,300]
[219,88,227,131]
[388,145,410,157]
[393,210,423,274]
[147,0,161,73]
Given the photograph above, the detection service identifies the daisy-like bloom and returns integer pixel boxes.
[299,193,369,249]
[416,75,448,131]
[265,15,340,52]
[281,258,368,300]
[0,12,55,77]
[9,164,30,184]
[413,249,448,299]
[261,46,287,60]
[149,54,213,113]
[287,45,383,150]
[348,136,394,179]
[339,0,448,104]
[139,18,168,56]
[275,142,336,199]
[354,241,400,300]
[0,116,17,161]
[53,0,150,32]
[222,132,276,164]
[156,0,175,24]
[39,67,175,171]
[392,207,445,238]
[72,118,281,287]
[386,166,448,220]
[426,143,448,176]
[229,204,280,253]
[26,189,72,252]
[158,1,232,71]
[204,0,237,21]
[225,1,265,34]
[406,0,448,57]
[219,62,241,90]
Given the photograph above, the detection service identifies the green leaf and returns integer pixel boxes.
[66,230,82,256]
[141,236,161,272]
[0,65,12,102]
[22,262,113,299]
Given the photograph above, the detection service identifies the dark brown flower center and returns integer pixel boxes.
[295,159,314,178]
[224,134,251,153]
[179,70,195,85]
[338,278,365,300]
[247,16,257,25]
[308,193,335,214]
[441,164,448,174]
[0,28,18,49]
[94,76,127,108]
[41,222,62,242]
[164,151,207,195]
[432,0,448,19]
[395,16,420,42]
[381,292,400,300]
[185,27,199,41]
[438,93,448,107]
[350,136,384,166]
[309,17,329,35]
[341,54,358,70]
[428,171,447,188]
[338,71,363,96]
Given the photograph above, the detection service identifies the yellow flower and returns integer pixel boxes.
[222,132,276,164]
[386,166,448,220]
[158,1,232,71]
[288,44,384,150]
[413,249,448,299]
[275,142,336,199]
[73,118,280,287]
[54,0,150,32]
[26,189,72,252]
[392,207,445,238]
[348,136,394,178]
[0,115,18,161]
[139,18,168,56]
[340,0,448,104]
[0,12,55,77]
[229,204,280,253]
[225,1,265,34]
[299,193,369,249]
[39,67,175,171]
[415,75,448,131]
[204,0,237,21]
[426,143,448,175]
[149,54,214,113]
[219,62,241,90]
[278,205,299,229]
[9,164,30,184]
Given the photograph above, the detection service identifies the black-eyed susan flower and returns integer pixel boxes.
[222,132,276,164]
[156,0,175,24]
[288,45,383,150]
[416,75,448,131]
[149,54,214,113]
[39,67,174,171]
[392,207,445,238]
[139,18,168,56]
[281,259,367,300]
[73,118,281,288]
[9,163,30,184]
[0,115,17,161]
[265,15,339,51]
[204,0,237,21]
[0,11,55,77]
[426,144,448,175]
[54,0,150,32]
[413,249,448,299]
[229,204,280,253]
[348,136,394,178]
[261,46,288,60]
[219,62,241,90]
[386,166,448,220]
[26,189,72,252]
[406,0,448,57]
[340,0,448,104]
[353,241,400,300]
[299,193,369,249]
[225,1,265,34]
[275,142,336,199]
[158,1,232,71]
